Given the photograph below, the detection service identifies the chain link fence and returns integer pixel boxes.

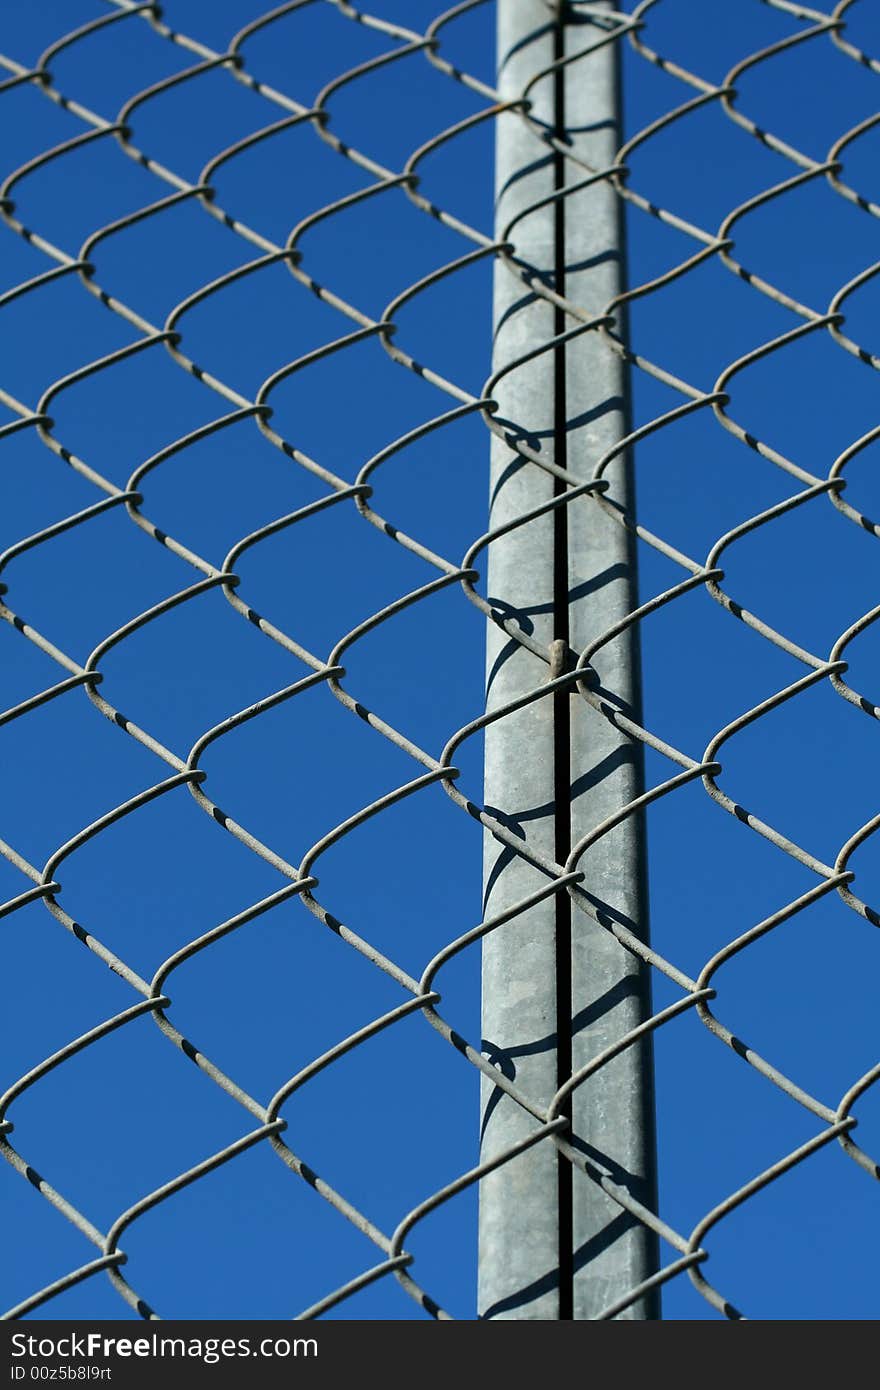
[1,0,879,1320]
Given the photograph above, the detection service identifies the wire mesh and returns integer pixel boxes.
[1,0,879,1321]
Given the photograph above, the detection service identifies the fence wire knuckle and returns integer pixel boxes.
[0,0,878,1321]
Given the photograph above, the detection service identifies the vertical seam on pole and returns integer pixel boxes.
[552,0,574,1323]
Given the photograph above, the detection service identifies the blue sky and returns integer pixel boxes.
[1,0,879,1321]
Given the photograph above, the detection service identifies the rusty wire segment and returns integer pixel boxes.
[0,0,879,1320]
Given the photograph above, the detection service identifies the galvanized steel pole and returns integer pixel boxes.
[479,0,658,1320]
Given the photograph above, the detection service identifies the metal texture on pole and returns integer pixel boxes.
[480,0,658,1320]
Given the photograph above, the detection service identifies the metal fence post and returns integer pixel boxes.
[480,0,658,1320]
